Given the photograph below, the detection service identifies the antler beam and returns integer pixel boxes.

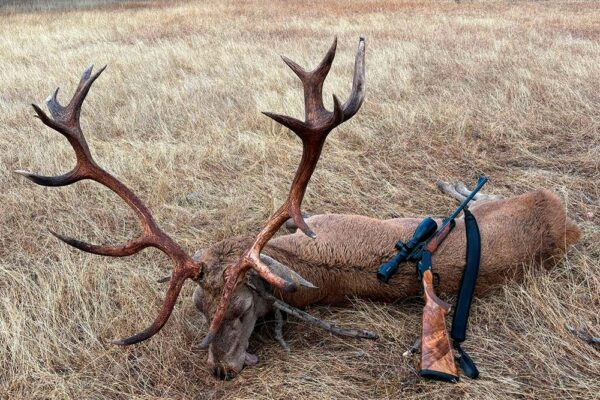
[18,36,365,351]
[200,36,366,348]
[16,65,203,345]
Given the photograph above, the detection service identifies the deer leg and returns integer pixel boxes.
[438,180,501,203]
[437,181,466,202]
[247,282,378,340]
[455,182,500,202]
[272,301,378,340]
[274,308,291,352]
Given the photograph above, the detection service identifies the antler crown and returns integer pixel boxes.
[200,37,366,348]
[18,36,366,349]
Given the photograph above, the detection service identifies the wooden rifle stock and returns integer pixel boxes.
[423,222,452,253]
[419,269,459,382]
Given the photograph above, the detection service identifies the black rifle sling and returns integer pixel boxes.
[451,207,480,379]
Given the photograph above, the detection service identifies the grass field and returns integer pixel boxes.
[1,0,599,398]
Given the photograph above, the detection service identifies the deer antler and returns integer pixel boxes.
[16,65,203,345]
[199,36,366,348]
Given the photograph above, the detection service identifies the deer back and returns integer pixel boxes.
[261,189,580,307]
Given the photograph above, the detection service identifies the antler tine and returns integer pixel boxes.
[112,269,189,345]
[342,36,366,121]
[267,36,365,136]
[48,64,105,126]
[48,230,148,257]
[19,66,105,187]
[23,66,160,251]
[199,37,367,349]
[262,37,365,238]
[17,65,202,345]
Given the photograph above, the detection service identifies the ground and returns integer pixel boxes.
[0,0,598,399]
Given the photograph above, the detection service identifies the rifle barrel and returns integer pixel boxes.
[435,176,488,235]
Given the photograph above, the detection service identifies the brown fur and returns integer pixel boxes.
[194,189,580,378]
[268,189,579,305]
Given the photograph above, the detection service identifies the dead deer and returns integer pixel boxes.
[193,184,580,378]
[17,37,580,380]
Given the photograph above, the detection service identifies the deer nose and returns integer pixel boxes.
[213,365,237,381]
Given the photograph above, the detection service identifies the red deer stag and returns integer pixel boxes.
[17,37,580,380]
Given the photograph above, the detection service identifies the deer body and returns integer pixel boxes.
[272,189,579,306]
[200,189,580,312]
[196,188,580,379]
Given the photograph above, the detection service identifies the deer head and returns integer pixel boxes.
[189,238,289,379]
[17,37,366,379]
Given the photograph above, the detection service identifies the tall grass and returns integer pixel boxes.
[0,1,598,398]
[0,0,155,13]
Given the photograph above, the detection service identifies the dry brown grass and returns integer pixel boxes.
[1,0,598,398]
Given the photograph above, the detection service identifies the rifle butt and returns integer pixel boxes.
[419,270,459,383]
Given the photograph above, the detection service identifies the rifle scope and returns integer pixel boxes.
[377,217,438,283]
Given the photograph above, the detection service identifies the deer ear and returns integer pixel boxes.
[259,254,317,290]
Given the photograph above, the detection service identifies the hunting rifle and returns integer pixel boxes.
[377,176,488,382]
[418,176,487,382]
